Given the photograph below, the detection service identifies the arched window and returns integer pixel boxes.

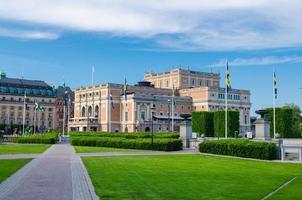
[95,105,99,118]
[88,106,92,117]
[81,107,86,117]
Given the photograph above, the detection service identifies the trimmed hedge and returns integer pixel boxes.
[214,111,239,138]
[71,136,183,151]
[265,107,301,138]
[199,139,277,160]
[69,131,179,139]
[192,112,214,137]
[8,133,59,144]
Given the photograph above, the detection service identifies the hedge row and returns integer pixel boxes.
[8,133,59,144]
[199,139,277,160]
[69,131,179,139]
[192,112,214,137]
[192,111,240,138]
[71,136,183,151]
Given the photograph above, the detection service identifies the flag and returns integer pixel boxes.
[92,66,95,73]
[34,101,42,111]
[226,62,231,92]
[64,90,69,106]
[124,78,128,102]
[110,94,114,109]
[172,85,176,107]
[274,72,277,99]
[24,92,30,110]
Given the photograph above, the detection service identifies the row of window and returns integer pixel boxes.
[1,105,53,112]
[80,92,100,98]
[1,119,53,127]
[217,93,242,100]
[0,96,53,103]
[0,87,54,96]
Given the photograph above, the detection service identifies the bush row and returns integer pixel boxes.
[8,133,59,144]
[199,139,277,160]
[69,131,179,139]
[192,111,240,138]
[71,136,183,151]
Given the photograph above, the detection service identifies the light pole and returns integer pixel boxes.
[150,106,156,150]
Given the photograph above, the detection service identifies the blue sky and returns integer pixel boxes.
[0,0,302,114]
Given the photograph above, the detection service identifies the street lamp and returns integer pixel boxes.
[150,105,156,150]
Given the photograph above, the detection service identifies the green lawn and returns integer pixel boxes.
[0,144,50,154]
[270,177,302,200]
[83,155,302,200]
[0,159,32,182]
[74,146,143,153]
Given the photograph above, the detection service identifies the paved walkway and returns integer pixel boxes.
[0,154,40,160]
[0,144,99,200]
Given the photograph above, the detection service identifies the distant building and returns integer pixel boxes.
[0,72,56,133]
[69,81,192,132]
[70,67,251,133]
[55,86,74,131]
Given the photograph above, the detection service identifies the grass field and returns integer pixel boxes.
[0,159,31,182]
[74,146,143,153]
[0,144,50,154]
[83,154,302,200]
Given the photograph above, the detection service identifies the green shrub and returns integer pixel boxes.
[71,136,183,151]
[69,131,179,139]
[8,133,59,144]
[214,111,239,138]
[199,139,277,160]
[192,112,214,137]
[265,107,301,138]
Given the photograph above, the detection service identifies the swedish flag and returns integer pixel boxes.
[274,72,277,99]
[124,78,128,102]
[226,62,231,92]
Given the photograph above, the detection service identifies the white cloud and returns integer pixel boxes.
[211,56,302,67]
[0,0,301,50]
[0,27,59,40]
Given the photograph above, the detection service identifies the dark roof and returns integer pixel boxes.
[0,77,51,89]
[55,86,75,98]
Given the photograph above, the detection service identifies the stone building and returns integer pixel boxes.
[55,86,74,131]
[147,68,251,133]
[69,81,192,132]
[70,67,251,133]
[0,72,56,133]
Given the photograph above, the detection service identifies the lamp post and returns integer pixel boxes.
[150,105,156,150]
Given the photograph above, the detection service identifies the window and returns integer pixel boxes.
[95,105,99,118]
[125,112,128,121]
[81,107,86,117]
[192,79,195,86]
[206,80,210,86]
[199,80,202,86]
[88,106,92,117]
[140,111,145,121]
[244,115,248,124]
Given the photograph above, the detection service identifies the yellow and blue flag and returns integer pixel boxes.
[226,62,231,92]
[124,78,128,102]
[274,72,277,99]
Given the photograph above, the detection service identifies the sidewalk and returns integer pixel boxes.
[0,144,98,200]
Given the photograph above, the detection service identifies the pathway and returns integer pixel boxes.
[0,144,98,200]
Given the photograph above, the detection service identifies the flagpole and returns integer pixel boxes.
[273,72,276,139]
[63,103,66,137]
[34,104,37,135]
[22,92,26,135]
[171,85,174,133]
[92,66,95,85]
[108,89,111,132]
[225,63,228,139]
[67,96,71,135]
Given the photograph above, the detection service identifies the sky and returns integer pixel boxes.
[0,0,302,114]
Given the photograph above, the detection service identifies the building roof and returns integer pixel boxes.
[0,77,52,89]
